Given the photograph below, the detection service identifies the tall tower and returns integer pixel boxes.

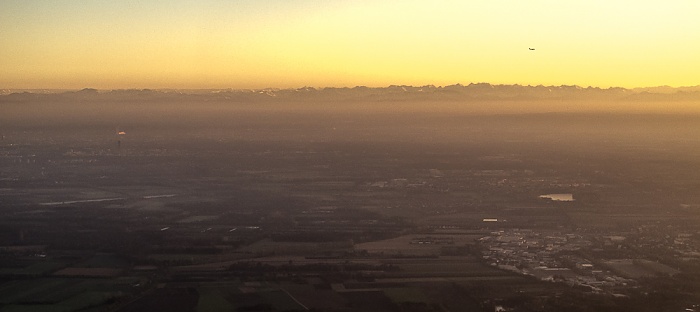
[116,128,126,150]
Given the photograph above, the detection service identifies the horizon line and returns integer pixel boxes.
[3,83,700,92]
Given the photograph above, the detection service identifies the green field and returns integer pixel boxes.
[77,254,129,268]
[0,260,67,277]
[383,287,430,304]
[195,288,234,312]
[0,278,131,312]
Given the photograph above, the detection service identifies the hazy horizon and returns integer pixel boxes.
[4,82,700,92]
[0,84,673,91]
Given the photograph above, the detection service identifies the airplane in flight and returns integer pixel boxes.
[529,48,535,51]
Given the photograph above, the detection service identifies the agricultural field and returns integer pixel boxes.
[602,259,681,279]
[354,234,481,256]
[0,278,135,312]
[117,282,307,312]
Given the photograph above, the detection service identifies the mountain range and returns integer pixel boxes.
[2,84,700,104]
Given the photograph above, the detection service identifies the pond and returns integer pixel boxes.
[539,193,574,202]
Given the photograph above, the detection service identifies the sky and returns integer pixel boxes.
[1,0,699,89]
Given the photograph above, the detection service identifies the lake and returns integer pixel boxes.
[539,193,574,202]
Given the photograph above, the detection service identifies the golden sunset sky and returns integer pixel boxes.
[1,0,698,89]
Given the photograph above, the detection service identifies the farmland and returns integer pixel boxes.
[3,94,700,311]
